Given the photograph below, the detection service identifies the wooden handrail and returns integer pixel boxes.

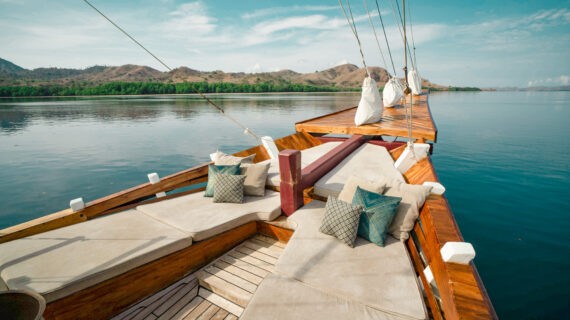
[405,157,497,319]
[0,131,323,244]
[0,164,210,244]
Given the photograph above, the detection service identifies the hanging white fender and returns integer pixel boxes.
[383,77,404,107]
[408,68,422,95]
[354,76,383,126]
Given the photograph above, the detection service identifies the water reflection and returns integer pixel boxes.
[0,93,357,134]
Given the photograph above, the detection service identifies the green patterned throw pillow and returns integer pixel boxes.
[213,173,246,203]
[319,196,364,247]
[204,164,241,197]
[352,186,402,247]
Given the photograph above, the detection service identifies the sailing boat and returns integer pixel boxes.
[0,1,496,319]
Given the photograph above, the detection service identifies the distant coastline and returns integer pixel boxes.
[0,81,484,97]
[1,57,478,97]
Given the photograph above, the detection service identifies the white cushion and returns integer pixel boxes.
[265,142,343,187]
[136,190,281,241]
[314,143,404,198]
[241,273,407,320]
[276,201,427,320]
[0,210,192,302]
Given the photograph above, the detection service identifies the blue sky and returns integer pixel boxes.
[0,0,569,87]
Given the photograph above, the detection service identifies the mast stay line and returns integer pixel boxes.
[82,0,261,142]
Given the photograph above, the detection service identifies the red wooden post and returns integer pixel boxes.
[279,149,303,216]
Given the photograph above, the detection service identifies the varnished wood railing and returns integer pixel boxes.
[0,132,322,244]
[404,157,497,319]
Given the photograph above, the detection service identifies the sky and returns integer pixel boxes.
[0,0,569,88]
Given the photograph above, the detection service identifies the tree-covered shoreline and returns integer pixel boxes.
[0,81,360,97]
[0,81,481,97]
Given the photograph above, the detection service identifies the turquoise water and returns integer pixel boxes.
[0,92,569,318]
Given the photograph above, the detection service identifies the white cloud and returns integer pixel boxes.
[242,5,339,20]
[527,75,570,87]
[254,15,342,35]
[160,2,216,38]
[247,63,262,73]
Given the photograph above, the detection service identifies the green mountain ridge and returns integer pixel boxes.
[0,58,27,74]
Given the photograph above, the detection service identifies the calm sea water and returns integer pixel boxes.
[0,92,569,319]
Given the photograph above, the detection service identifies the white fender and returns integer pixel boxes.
[147,172,166,198]
[70,198,85,212]
[441,242,476,264]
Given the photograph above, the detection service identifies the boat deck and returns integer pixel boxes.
[112,234,285,320]
[295,91,437,142]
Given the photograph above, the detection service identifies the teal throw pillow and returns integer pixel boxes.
[204,164,241,197]
[352,186,402,247]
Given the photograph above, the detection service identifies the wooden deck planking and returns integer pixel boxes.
[241,240,283,258]
[295,91,437,142]
[203,265,258,293]
[199,288,244,317]
[227,250,275,273]
[213,260,264,285]
[218,254,270,278]
[234,245,278,265]
[113,235,283,320]
[253,234,287,248]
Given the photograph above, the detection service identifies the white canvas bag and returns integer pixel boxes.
[383,77,404,107]
[408,68,422,95]
[354,76,383,126]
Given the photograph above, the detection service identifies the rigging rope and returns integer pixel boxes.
[389,0,415,69]
[82,0,261,142]
[363,0,389,75]
[401,0,417,159]
[406,0,417,69]
[374,0,397,76]
[338,0,370,77]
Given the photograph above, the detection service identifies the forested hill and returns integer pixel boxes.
[0,58,479,96]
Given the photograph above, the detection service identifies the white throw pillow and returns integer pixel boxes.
[382,177,432,240]
[213,151,255,166]
[338,176,387,203]
[240,162,271,196]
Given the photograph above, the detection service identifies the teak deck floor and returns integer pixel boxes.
[295,91,437,142]
[112,234,285,320]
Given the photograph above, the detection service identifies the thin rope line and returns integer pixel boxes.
[389,0,415,69]
[375,0,397,76]
[402,0,416,158]
[395,0,416,70]
[407,0,417,69]
[363,0,389,73]
[338,0,370,77]
[82,0,260,141]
